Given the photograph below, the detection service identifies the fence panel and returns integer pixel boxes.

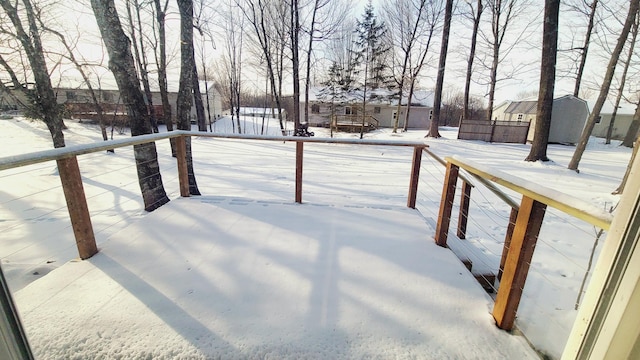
[458,119,530,144]
[457,120,493,141]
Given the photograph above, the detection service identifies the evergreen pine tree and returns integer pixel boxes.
[354,1,391,92]
[353,0,391,138]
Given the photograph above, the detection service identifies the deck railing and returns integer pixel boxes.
[1,131,614,342]
[330,114,380,133]
[0,131,427,261]
[434,155,613,331]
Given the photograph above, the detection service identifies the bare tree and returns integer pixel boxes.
[218,0,243,133]
[0,0,66,148]
[621,115,640,147]
[241,0,287,134]
[125,0,159,133]
[525,0,559,162]
[402,0,443,131]
[570,0,599,98]
[194,2,216,131]
[384,0,430,133]
[605,13,638,144]
[568,0,639,171]
[301,0,347,127]
[90,0,169,211]
[290,0,301,131]
[152,0,175,137]
[192,51,207,132]
[426,0,453,138]
[193,0,215,131]
[614,100,640,194]
[480,0,534,121]
[176,0,201,195]
[46,26,112,150]
[463,0,483,120]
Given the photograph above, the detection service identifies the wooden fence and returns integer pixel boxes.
[457,119,530,144]
[434,155,612,331]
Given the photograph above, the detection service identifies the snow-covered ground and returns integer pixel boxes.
[0,115,631,359]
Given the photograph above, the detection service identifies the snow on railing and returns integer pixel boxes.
[423,154,614,358]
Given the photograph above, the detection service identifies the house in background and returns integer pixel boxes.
[303,87,434,130]
[493,95,589,144]
[56,82,223,125]
[2,79,223,126]
[0,84,30,112]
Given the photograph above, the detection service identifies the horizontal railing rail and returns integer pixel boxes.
[0,131,427,171]
[0,131,428,261]
[445,156,612,230]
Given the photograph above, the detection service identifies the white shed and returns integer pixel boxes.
[494,95,589,144]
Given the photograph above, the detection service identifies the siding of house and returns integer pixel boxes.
[492,102,511,121]
[375,106,431,129]
[52,86,224,124]
[301,102,432,129]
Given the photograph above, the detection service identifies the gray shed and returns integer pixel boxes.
[493,95,589,144]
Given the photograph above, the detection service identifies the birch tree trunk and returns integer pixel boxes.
[90,0,169,211]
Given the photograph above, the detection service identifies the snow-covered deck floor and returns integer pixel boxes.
[14,197,538,359]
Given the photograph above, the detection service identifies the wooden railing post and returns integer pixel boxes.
[435,162,459,247]
[56,156,98,260]
[498,207,519,281]
[457,181,472,239]
[407,146,423,208]
[176,136,190,197]
[493,196,546,330]
[295,141,303,203]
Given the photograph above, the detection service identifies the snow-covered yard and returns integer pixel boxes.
[0,116,631,359]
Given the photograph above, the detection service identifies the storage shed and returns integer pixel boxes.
[493,95,589,144]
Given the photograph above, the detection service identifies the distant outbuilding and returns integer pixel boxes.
[492,95,589,144]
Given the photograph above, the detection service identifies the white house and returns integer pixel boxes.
[302,87,434,130]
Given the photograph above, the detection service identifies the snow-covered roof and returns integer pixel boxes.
[498,95,591,114]
[505,100,537,114]
[305,86,433,107]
